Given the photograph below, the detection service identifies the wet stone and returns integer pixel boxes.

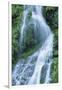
[40,64,48,83]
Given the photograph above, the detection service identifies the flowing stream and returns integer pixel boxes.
[12,5,54,85]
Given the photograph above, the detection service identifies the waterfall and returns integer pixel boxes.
[12,5,54,85]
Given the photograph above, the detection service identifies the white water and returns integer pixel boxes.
[12,5,53,85]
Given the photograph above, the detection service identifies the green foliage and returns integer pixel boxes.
[51,57,58,83]
[51,29,58,83]
[43,6,58,30]
[12,4,23,69]
[43,6,58,83]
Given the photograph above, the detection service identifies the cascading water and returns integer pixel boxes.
[12,5,54,85]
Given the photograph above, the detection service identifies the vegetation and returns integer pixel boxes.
[43,6,58,83]
[12,5,58,83]
[12,4,23,69]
